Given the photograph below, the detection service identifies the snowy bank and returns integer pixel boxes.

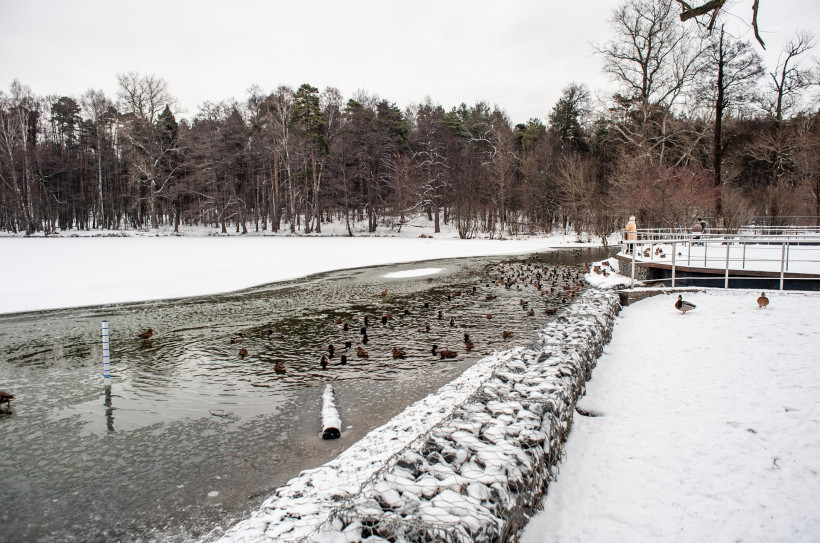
[0,235,598,315]
[214,290,620,542]
[521,289,820,543]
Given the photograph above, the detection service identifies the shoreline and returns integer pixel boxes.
[0,235,609,316]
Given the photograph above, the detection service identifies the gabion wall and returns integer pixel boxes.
[216,289,620,543]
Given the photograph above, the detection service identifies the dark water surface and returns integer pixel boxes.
[0,248,609,542]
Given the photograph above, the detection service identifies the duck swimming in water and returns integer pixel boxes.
[274,362,286,374]
[392,347,407,359]
[137,328,154,340]
[0,390,14,408]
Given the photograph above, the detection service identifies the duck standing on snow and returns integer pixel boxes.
[757,292,769,308]
[674,295,696,315]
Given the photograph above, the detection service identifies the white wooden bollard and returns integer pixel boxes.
[321,383,341,439]
[102,320,111,387]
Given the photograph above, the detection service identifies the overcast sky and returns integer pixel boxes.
[1,0,818,124]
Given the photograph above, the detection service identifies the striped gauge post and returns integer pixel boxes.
[102,320,111,387]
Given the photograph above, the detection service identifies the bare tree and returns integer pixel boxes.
[595,0,705,164]
[699,26,763,212]
[116,73,179,228]
[81,89,117,226]
[760,30,817,122]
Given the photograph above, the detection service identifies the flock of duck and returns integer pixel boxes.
[0,261,776,410]
[126,258,590,377]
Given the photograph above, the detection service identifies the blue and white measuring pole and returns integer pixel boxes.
[102,320,111,387]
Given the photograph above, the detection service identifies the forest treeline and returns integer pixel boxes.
[1,0,818,237]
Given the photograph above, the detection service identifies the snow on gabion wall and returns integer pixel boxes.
[215,289,620,543]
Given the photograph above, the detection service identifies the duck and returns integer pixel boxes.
[392,347,407,359]
[333,317,343,324]
[449,318,456,327]
[757,292,769,308]
[361,333,369,344]
[328,344,335,358]
[544,307,557,315]
[274,362,286,374]
[356,347,369,358]
[0,390,13,408]
[486,314,493,319]
[438,348,458,359]
[266,329,280,340]
[463,334,475,350]
[342,322,349,331]
[380,289,388,297]
[431,344,440,356]
[340,355,348,365]
[425,323,431,333]
[238,348,249,357]
[344,340,352,350]
[137,328,154,340]
[526,308,535,316]
[230,333,245,344]
[502,331,514,339]
[320,355,329,368]
[674,295,696,315]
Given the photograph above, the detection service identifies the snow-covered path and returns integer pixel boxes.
[521,289,820,543]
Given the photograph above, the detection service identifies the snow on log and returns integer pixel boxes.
[321,383,341,439]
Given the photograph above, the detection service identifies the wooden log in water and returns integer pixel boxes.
[322,383,341,440]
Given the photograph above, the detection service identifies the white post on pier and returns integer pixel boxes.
[102,320,111,387]
[671,242,677,288]
[780,243,787,291]
[724,242,730,288]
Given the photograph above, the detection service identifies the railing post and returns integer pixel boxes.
[786,243,791,271]
[671,242,677,288]
[780,243,786,291]
[724,242,730,289]
[631,242,636,288]
[704,238,708,267]
[742,243,746,269]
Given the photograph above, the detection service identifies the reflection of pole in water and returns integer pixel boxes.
[102,320,114,432]
[104,386,115,432]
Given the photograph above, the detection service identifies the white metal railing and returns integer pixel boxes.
[619,231,820,290]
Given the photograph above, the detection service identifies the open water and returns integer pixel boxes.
[0,248,609,542]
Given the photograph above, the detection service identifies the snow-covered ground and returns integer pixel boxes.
[521,287,820,543]
[0,222,604,314]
